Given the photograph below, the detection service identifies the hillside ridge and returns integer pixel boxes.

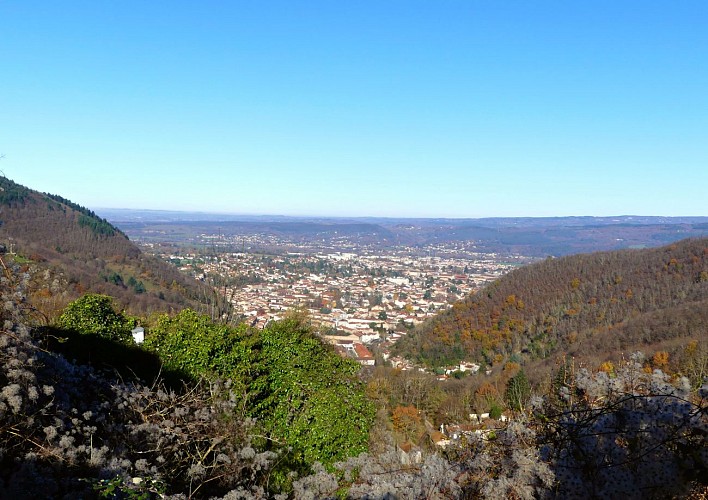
[0,176,206,316]
[394,237,708,370]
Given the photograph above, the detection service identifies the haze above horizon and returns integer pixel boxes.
[2,2,707,218]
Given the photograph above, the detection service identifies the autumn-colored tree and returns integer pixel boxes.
[652,351,669,369]
[473,381,502,412]
[504,361,521,374]
[392,405,423,441]
[476,382,498,399]
[599,361,615,375]
[677,340,707,388]
[366,374,392,408]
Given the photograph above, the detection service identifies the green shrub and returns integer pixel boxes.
[144,309,257,394]
[145,310,375,486]
[58,294,133,343]
[489,403,503,420]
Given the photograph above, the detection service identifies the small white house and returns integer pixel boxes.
[131,327,145,344]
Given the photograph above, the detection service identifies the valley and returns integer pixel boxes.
[0,179,705,498]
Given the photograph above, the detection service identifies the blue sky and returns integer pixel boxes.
[2,1,707,218]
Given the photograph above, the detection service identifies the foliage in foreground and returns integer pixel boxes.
[145,309,375,480]
[534,353,707,498]
[1,264,705,498]
[296,356,707,500]
[1,272,279,497]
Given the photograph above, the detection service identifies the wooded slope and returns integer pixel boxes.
[394,238,707,367]
[0,176,205,315]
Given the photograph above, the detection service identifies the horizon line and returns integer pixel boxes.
[92,207,708,221]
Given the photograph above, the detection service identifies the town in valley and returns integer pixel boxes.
[136,229,532,371]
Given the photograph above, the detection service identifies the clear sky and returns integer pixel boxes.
[2,1,707,218]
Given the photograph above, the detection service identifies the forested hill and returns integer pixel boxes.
[394,237,708,368]
[0,176,205,315]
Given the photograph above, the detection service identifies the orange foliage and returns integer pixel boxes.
[392,405,422,439]
[652,351,669,369]
[504,361,521,373]
[475,382,498,398]
[599,361,615,375]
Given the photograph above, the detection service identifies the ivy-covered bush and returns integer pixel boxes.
[57,293,134,343]
[144,308,258,397]
[256,317,375,469]
[144,309,375,488]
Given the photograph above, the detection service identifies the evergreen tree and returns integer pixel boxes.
[505,369,531,411]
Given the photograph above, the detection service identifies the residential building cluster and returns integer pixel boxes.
[151,233,529,367]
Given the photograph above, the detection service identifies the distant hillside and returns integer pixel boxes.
[0,176,208,317]
[394,238,708,368]
[421,221,708,256]
[110,219,396,249]
[100,209,708,257]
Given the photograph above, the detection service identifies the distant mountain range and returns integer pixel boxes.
[98,208,708,257]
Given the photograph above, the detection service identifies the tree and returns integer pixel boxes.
[489,402,503,419]
[677,340,707,388]
[475,382,500,410]
[392,405,423,441]
[58,294,133,343]
[505,369,531,412]
[652,350,669,369]
[378,310,388,320]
